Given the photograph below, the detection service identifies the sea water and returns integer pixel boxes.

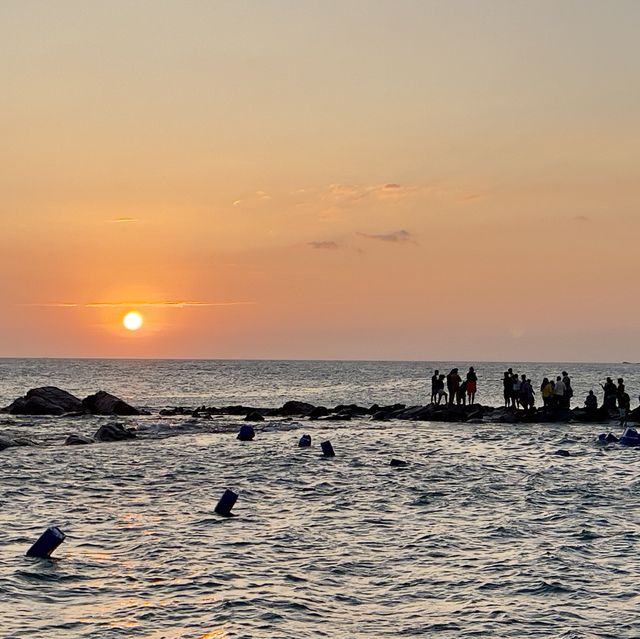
[1,359,639,638]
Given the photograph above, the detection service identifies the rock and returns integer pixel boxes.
[244,411,264,422]
[308,406,330,419]
[3,387,84,416]
[82,391,140,416]
[390,459,408,467]
[160,407,192,416]
[331,404,370,417]
[220,405,257,416]
[0,434,34,451]
[279,401,316,417]
[94,423,136,442]
[554,449,571,457]
[65,434,94,445]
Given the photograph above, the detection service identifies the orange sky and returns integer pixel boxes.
[1,1,639,361]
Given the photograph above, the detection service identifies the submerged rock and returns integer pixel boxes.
[0,434,34,451]
[94,422,137,442]
[244,411,264,422]
[82,391,140,416]
[3,387,83,416]
[278,401,316,417]
[65,434,94,445]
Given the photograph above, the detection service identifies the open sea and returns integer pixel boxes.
[1,359,640,639]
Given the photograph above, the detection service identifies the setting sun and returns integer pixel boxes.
[123,311,144,331]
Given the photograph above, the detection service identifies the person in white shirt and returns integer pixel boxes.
[553,376,565,407]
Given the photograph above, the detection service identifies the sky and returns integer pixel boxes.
[1,0,639,361]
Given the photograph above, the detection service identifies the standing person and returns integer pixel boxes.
[522,377,535,410]
[601,377,617,410]
[512,373,522,409]
[466,367,478,405]
[457,380,468,406]
[617,378,626,405]
[619,390,631,427]
[562,371,573,408]
[503,372,512,407]
[430,369,440,404]
[541,378,553,409]
[435,374,448,405]
[446,368,461,406]
[553,375,566,408]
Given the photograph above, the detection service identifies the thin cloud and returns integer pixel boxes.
[358,230,416,244]
[309,241,339,250]
[233,191,271,206]
[573,215,591,222]
[25,300,254,308]
[110,217,139,223]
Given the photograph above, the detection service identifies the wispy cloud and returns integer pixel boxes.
[358,230,416,244]
[573,215,591,222]
[233,191,271,206]
[308,241,339,250]
[325,183,409,203]
[110,217,139,223]
[24,300,254,308]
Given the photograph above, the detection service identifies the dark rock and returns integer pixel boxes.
[598,432,619,443]
[83,391,140,416]
[244,411,264,422]
[279,401,316,417]
[308,406,330,419]
[324,413,352,421]
[65,434,94,445]
[160,407,192,416]
[237,425,255,441]
[390,459,408,467]
[94,423,136,442]
[331,404,369,417]
[220,405,256,416]
[0,434,34,451]
[372,410,392,421]
[3,387,84,416]
[554,449,571,457]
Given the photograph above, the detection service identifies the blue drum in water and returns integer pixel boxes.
[620,428,640,447]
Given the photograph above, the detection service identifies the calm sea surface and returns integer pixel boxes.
[1,359,640,638]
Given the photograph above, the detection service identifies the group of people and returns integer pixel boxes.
[429,367,635,420]
[430,367,478,406]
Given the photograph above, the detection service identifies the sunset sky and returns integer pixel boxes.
[1,0,639,361]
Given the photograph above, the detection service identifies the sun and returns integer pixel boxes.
[123,311,144,331]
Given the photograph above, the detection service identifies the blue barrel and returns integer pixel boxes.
[298,434,311,448]
[237,425,255,441]
[321,440,335,457]
[214,489,238,516]
[620,428,640,447]
[26,526,66,558]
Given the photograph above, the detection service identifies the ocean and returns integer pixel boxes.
[1,359,639,638]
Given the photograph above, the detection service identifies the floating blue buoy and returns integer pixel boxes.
[214,489,238,517]
[299,434,311,447]
[620,428,640,447]
[321,440,335,457]
[237,425,255,441]
[26,526,66,558]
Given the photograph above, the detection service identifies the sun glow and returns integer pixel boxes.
[122,311,144,331]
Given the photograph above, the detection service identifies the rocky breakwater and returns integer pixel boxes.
[158,399,620,424]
